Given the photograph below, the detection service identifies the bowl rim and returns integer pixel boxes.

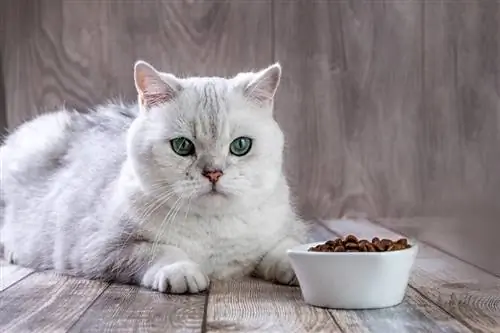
[287,239,419,256]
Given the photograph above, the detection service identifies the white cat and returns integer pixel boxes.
[0,60,310,293]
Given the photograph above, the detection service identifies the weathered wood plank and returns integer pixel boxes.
[0,49,7,140]
[415,0,500,278]
[0,260,33,292]
[330,287,471,333]
[322,219,500,333]
[274,0,423,220]
[206,277,341,333]
[376,217,500,277]
[69,283,206,333]
[0,271,108,333]
[1,0,273,129]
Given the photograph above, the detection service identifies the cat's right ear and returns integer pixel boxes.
[134,60,181,109]
[242,63,282,106]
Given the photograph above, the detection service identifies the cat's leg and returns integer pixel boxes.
[83,240,209,294]
[253,237,300,286]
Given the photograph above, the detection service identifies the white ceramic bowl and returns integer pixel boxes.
[287,239,419,309]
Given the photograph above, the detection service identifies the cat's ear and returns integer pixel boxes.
[243,63,282,105]
[134,60,181,109]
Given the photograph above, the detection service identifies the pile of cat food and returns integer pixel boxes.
[308,234,411,252]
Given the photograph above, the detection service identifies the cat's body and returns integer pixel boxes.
[0,61,309,293]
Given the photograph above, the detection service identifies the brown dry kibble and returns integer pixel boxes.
[374,242,386,252]
[366,243,376,252]
[333,239,343,247]
[308,234,411,253]
[345,242,359,250]
[397,238,408,247]
[381,239,393,247]
[392,243,406,251]
[345,234,358,243]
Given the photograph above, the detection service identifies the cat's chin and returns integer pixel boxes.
[189,187,239,213]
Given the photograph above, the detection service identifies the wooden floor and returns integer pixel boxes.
[1,219,498,333]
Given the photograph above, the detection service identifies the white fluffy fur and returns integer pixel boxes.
[0,61,310,294]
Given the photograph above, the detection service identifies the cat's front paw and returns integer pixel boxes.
[141,260,209,294]
[257,256,298,286]
[272,258,299,286]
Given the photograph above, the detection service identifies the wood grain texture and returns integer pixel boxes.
[274,0,423,220]
[0,260,33,292]
[0,271,108,333]
[0,49,6,139]
[376,217,500,277]
[322,219,500,333]
[412,0,500,276]
[0,0,5,138]
[420,0,500,218]
[1,0,272,128]
[330,288,471,333]
[272,0,499,278]
[69,283,206,333]
[206,278,341,333]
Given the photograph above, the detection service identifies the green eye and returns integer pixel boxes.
[229,137,252,156]
[170,137,195,156]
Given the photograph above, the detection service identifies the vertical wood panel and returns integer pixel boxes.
[1,0,273,128]
[407,0,500,275]
[0,2,7,140]
[0,51,6,140]
[274,1,423,220]
[273,1,344,220]
[420,0,500,218]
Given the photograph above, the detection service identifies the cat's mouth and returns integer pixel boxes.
[208,187,222,196]
[202,185,227,198]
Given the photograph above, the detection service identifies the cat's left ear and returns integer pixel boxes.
[243,63,282,105]
[134,60,181,109]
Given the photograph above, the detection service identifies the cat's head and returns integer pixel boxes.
[127,60,286,214]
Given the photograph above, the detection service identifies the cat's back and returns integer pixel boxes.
[1,102,138,192]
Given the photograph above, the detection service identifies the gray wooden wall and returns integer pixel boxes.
[1,1,499,274]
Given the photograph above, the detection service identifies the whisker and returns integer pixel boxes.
[148,195,184,264]
[112,188,177,264]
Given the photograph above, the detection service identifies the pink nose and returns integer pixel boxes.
[202,169,223,183]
